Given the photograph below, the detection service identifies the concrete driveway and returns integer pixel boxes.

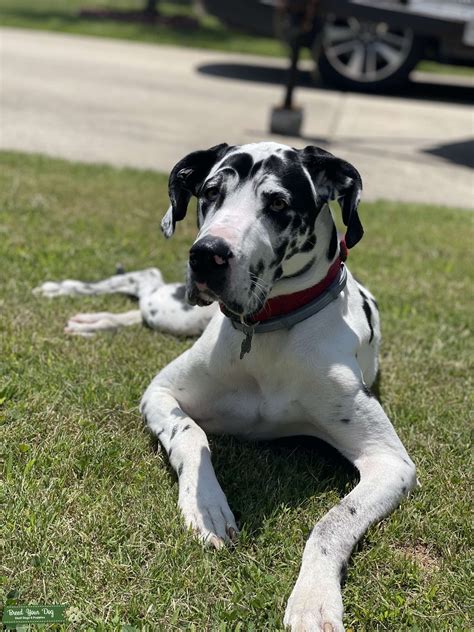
[1,27,473,207]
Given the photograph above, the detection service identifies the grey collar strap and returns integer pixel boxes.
[228,264,347,358]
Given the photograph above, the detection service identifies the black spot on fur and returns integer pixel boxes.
[362,383,374,398]
[249,159,263,179]
[172,285,186,301]
[263,154,284,172]
[301,233,316,252]
[273,241,288,262]
[170,424,178,440]
[292,214,302,230]
[321,546,328,556]
[220,152,253,181]
[168,447,173,457]
[156,429,164,438]
[266,206,293,231]
[340,561,348,585]
[402,485,407,493]
[360,290,374,343]
[327,224,338,261]
[285,247,299,260]
[171,407,187,419]
[150,309,157,316]
[340,418,351,424]
[181,424,191,433]
[257,153,319,234]
[349,506,357,515]
[177,463,184,477]
[284,258,316,279]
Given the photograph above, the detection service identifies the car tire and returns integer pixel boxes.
[316,15,421,91]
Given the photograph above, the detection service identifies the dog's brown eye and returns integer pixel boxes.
[270,198,288,212]
[204,187,220,201]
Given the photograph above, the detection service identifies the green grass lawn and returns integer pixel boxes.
[0,0,287,57]
[1,151,472,630]
[0,0,473,77]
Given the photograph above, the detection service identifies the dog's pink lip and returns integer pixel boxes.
[195,281,208,291]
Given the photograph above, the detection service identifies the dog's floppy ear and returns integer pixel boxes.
[301,146,363,249]
[161,143,230,238]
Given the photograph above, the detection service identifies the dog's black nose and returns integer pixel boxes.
[189,237,233,281]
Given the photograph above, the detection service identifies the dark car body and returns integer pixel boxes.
[201,0,474,89]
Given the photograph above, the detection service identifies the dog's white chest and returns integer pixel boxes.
[191,365,315,439]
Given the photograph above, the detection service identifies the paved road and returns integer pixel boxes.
[1,27,473,207]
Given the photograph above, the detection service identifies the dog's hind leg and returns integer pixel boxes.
[64,310,142,336]
[35,268,216,336]
[33,268,164,299]
[64,281,217,336]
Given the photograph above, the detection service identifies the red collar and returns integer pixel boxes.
[221,239,348,324]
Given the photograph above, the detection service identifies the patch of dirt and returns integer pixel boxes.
[394,542,441,572]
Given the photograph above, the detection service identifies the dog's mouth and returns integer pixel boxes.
[186,280,267,319]
[186,282,216,307]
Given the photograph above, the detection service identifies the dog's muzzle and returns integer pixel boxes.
[187,236,234,305]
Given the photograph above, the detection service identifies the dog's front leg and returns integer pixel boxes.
[140,377,238,549]
[284,385,417,632]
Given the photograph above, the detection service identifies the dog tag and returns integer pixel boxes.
[239,322,257,359]
[240,331,253,359]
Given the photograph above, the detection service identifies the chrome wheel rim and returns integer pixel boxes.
[322,16,414,83]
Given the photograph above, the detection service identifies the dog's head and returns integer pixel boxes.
[162,142,363,317]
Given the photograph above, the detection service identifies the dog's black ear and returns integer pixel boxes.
[161,143,230,238]
[301,146,363,249]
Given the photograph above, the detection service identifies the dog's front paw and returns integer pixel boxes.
[179,488,239,550]
[284,578,344,632]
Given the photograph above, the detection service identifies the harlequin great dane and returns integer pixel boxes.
[35,142,417,631]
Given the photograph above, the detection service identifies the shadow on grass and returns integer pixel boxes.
[212,435,357,536]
